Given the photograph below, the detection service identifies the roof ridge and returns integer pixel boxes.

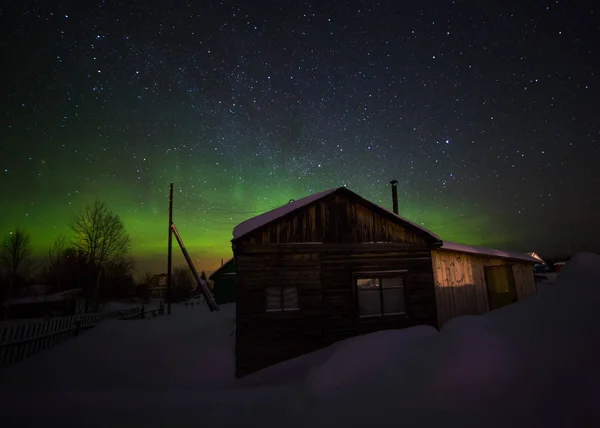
[232,187,440,243]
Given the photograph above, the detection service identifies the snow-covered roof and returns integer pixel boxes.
[8,289,83,306]
[232,188,338,240]
[438,241,539,263]
[528,252,546,264]
[232,187,440,242]
[209,258,235,280]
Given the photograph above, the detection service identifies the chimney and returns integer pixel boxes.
[389,180,399,215]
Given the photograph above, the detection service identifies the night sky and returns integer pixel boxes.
[1,0,598,274]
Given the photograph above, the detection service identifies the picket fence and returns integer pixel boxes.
[0,307,141,368]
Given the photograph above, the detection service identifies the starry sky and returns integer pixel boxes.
[1,0,598,274]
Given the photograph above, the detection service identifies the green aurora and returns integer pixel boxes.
[1,171,512,275]
[2,0,599,279]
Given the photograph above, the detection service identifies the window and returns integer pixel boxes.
[265,286,299,312]
[484,265,517,311]
[356,273,406,318]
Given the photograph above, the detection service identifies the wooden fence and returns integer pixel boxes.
[0,307,141,368]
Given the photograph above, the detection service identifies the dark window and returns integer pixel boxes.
[356,275,406,318]
[484,265,517,310]
[265,286,299,312]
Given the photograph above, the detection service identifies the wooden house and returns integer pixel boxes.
[147,273,168,299]
[209,258,237,305]
[231,186,538,378]
[554,261,568,272]
[4,289,84,319]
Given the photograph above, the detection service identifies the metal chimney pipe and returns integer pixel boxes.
[389,180,399,215]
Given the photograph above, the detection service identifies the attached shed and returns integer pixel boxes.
[431,242,538,327]
[231,186,538,378]
[209,258,236,305]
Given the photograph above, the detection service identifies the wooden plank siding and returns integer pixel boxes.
[321,251,437,344]
[235,252,324,377]
[511,262,538,299]
[431,250,537,327]
[233,189,443,378]
[234,248,439,377]
[236,193,431,248]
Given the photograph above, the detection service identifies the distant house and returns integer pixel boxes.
[528,252,545,264]
[147,273,168,299]
[554,261,568,273]
[528,252,550,273]
[4,289,84,319]
[209,258,236,305]
[231,186,538,377]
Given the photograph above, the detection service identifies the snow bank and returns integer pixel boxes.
[536,272,558,294]
[0,303,237,391]
[239,343,339,388]
[293,252,600,428]
[306,326,438,397]
[2,253,600,428]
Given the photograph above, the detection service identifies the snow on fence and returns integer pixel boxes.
[0,307,140,368]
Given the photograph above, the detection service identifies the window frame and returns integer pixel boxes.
[265,285,300,313]
[354,270,409,319]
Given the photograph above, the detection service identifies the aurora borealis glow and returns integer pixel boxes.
[1,0,598,274]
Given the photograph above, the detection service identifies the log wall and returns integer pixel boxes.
[235,252,324,377]
[235,244,438,377]
[233,191,442,378]
[321,250,437,344]
[431,250,537,327]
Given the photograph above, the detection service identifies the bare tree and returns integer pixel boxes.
[171,266,194,302]
[0,228,33,320]
[48,235,67,268]
[69,199,131,308]
[46,235,67,292]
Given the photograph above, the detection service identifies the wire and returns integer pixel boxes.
[198,226,235,232]
[202,205,279,215]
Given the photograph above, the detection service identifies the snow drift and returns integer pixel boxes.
[293,252,600,428]
[1,253,599,428]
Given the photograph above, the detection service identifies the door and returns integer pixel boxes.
[484,265,517,310]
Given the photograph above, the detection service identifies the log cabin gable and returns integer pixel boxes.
[233,189,439,249]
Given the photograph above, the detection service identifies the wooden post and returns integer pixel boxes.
[167,183,173,315]
[389,179,399,215]
[170,222,220,311]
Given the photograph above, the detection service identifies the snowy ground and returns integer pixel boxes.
[1,253,600,427]
[102,298,162,312]
[1,302,237,391]
[536,272,559,294]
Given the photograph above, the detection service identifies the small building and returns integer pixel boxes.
[432,242,538,327]
[4,289,84,319]
[528,252,545,264]
[209,258,236,305]
[528,252,550,273]
[231,186,538,377]
[554,261,568,272]
[147,273,168,299]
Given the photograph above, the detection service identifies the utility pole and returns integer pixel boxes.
[167,183,173,315]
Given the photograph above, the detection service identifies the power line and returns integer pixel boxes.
[201,205,280,215]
